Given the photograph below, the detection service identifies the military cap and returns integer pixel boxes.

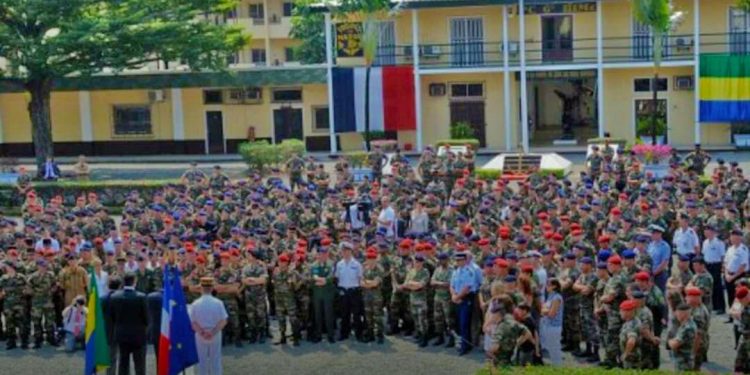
[631,290,645,299]
[414,254,425,262]
[676,303,691,311]
[634,272,650,281]
[692,256,705,264]
[678,254,691,262]
[622,250,636,259]
[685,287,702,296]
[580,256,593,264]
[200,277,214,287]
[454,252,467,260]
[736,287,750,299]
[607,255,622,265]
[619,300,637,311]
[596,261,608,270]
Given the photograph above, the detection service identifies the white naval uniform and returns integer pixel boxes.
[189,294,228,375]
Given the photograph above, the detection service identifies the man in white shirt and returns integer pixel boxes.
[673,214,700,259]
[377,196,396,239]
[702,225,727,313]
[34,234,60,253]
[724,229,749,315]
[335,242,364,341]
[189,277,228,375]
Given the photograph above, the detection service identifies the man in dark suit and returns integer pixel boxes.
[109,272,148,375]
[101,277,122,375]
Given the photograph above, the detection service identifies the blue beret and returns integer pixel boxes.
[632,290,646,299]
[506,253,518,261]
[540,248,551,256]
[580,256,593,264]
[437,252,449,260]
[596,261,608,269]
[564,252,576,260]
[622,250,636,259]
[515,237,528,244]
[483,260,494,268]
[679,254,691,262]
[504,275,517,283]
[597,250,611,262]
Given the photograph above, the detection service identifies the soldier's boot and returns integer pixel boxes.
[376,333,384,344]
[258,331,266,344]
[386,320,399,336]
[445,334,455,348]
[274,335,287,345]
[6,339,16,350]
[47,335,59,347]
[402,321,414,337]
[292,329,301,347]
[432,334,445,346]
[561,340,575,352]
[419,334,428,348]
[32,338,42,349]
[248,330,257,344]
[20,338,29,350]
[0,328,5,341]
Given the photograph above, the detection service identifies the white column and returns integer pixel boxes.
[503,5,512,151]
[694,0,701,144]
[171,88,185,141]
[79,91,93,143]
[596,0,605,138]
[325,12,338,153]
[263,0,271,67]
[412,9,423,151]
[519,0,529,152]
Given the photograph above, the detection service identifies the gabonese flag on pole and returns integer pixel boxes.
[158,266,198,375]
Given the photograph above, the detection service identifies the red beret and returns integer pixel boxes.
[320,237,332,246]
[571,229,583,236]
[196,255,206,264]
[521,264,534,273]
[94,238,104,244]
[610,208,622,216]
[522,225,532,232]
[297,239,308,247]
[619,193,628,200]
[230,249,240,257]
[537,212,549,220]
[607,255,622,265]
[494,258,508,268]
[366,251,377,260]
[278,254,291,263]
[399,239,412,249]
[499,232,510,240]
[456,243,467,251]
[685,287,702,296]
[737,287,750,300]
[542,222,553,230]
[619,300,637,311]
[634,272,650,281]
[552,233,564,241]
[478,238,490,246]
[543,231,553,239]
[8,249,18,257]
[560,215,570,222]
[598,235,610,243]
[497,226,511,234]
[570,223,581,230]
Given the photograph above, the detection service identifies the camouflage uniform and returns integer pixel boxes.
[27,269,57,345]
[691,303,711,370]
[431,265,453,337]
[272,266,299,343]
[619,317,642,369]
[389,256,413,333]
[362,263,385,340]
[0,271,29,346]
[292,263,311,335]
[577,271,599,346]
[736,305,750,373]
[241,262,268,340]
[491,314,530,367]
[215,266,241,344]
[603,272,626,364]
[560,266,581,347]
[672,318,697,371]
[691,271,714,308]
[405,266,430,340]
[636,306,657,369]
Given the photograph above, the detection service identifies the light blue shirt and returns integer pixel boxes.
[450,264,480,293]
[647,240,671,276]
[541,292,564,327]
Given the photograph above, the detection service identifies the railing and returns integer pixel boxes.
[371,33,750,69]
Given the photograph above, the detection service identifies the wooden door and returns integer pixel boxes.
[450,101,486,147]
[205,111,225,154]
[542,15,573,62]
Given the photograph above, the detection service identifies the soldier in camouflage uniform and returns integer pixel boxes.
[362,249,385,343]
[632,289,659,369]
[559,253,582,353]
[618,300,641,369]
[688,256,714,308]
[402,255,430,347]
[430,253,453,347]
[292,251,312,339]
[600,256,626,368]
[286,154,306,192]
[573,257,599,360]
[389,244,413,336]
[271,254,299,346]
[215,252,242,347]
[0,262,29,349]
[668,303,697,372]
[489,297,532,367]
[241,250,268,344]
[27,259,58,348]
[685,287,710,371]
[684,144,711,175]
[734,287,750,374]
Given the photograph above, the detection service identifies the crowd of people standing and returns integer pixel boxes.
[0,143,749,373]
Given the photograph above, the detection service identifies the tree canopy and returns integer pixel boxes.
[0,0,248,172]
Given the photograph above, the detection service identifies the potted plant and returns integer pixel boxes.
[732,123,750,148]
[631,143,673,178]
[636,117,667,145]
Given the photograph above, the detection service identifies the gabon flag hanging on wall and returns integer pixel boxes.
[332,66,416,133]
[700,53,750,122]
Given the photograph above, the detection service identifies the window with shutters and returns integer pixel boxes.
[450,17,484,67]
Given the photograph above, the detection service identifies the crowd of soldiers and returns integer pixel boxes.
[1,142,750,373]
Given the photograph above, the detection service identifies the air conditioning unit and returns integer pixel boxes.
[148,90,166,103]
[674,75,694,91]
[421,45,441,58]
[245,87,263,103]
[501,41,520,56]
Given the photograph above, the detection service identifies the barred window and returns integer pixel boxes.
[113,106,152,135]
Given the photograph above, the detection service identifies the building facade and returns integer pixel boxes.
[0,0,746,156]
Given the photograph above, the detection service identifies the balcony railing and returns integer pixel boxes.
[370,33,750,69]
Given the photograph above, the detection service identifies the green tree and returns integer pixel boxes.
[290,0,325,64]
[0,0,247,175]
[631,0,682,145]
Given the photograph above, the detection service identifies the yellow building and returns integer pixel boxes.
[0,0,745,156]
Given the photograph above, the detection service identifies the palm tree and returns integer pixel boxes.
[335,0,402,150]
[632,0,683,145]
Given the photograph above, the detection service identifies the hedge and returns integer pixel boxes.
[475,168,566,180]
[238,139,305,171]
[587,137,628,147]
[343,151,369,169]
[476,367,697,375]
[0,179,177,208]
[436,139,480,150]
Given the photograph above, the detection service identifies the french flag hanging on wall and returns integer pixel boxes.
[332,66,416,133]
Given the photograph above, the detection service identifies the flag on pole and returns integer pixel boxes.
[332,66,416,133]
[84,271,110,374]
[158,266,199,375]
[700,53,750,122]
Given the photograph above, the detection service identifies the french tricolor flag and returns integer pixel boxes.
[332,66,416,133]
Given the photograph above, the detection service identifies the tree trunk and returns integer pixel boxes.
[364,66,371,151]
[651,72,659,145]
[27,79,54,177]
